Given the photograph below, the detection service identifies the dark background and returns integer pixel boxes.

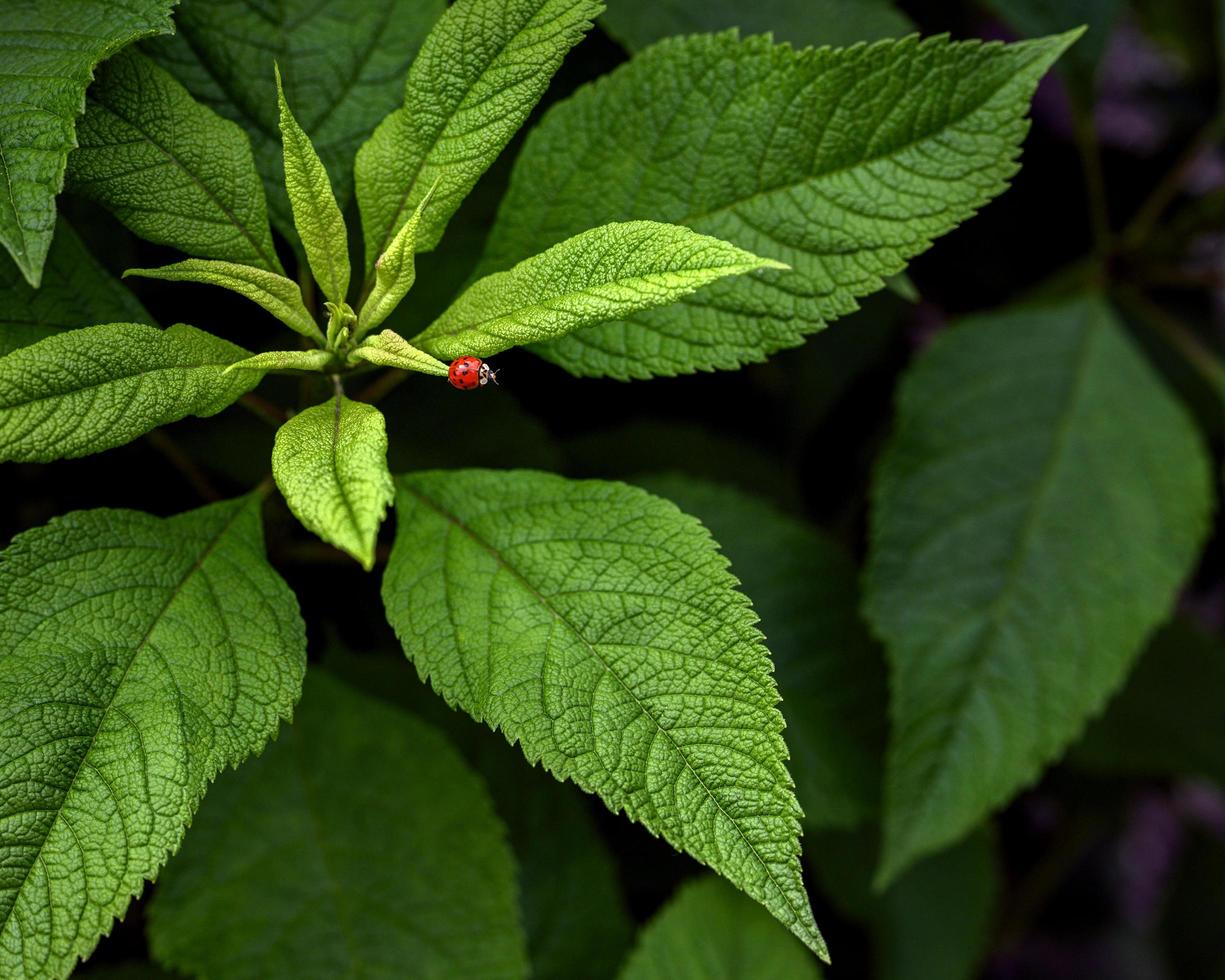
[9,1,1222,977]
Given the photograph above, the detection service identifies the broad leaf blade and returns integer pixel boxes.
[145,0,445,237]
[0,0,175,286]
[480,30,1079,379]
[357,184,436,338]
[148,672,528,980]
[355,0,602,273]
[619,877,821,980]
[864,295,1212,886]
[636,475,886,831]
[1,220,151,357]
[276,70,350,304]
[272,395,393,570]
[0,497,307,980]
[602,0,911,52]
[0,323,259,462]
[412,222,785,361]
[66,51,283,273]
[125,260,321,342]
[383,469,826,958]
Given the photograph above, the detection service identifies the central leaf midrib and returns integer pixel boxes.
[421,260,760,342]
[0,501,249,934]
[892,308,1106,862]
[401,482,811,940]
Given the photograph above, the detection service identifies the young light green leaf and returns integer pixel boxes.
[636,475,886,831]
[273,394,393,570]
[0,496,307,980]
[357,182,437,338]
[0,0,175,286]
[351,331,449,377]
[66,51,283,273]
[147,672,527,980]
[0,323,259,463]
[276,67,350,304]
[618,877,821,980]
[412,222,786,361]
[864,295,1212,887]
[383,469,827,959]
[480,30,1079,379]
[125,259,322,343]
[355,0,602,274]
[602,0,911,53]
[1,220,152,357]
[145,0,445,237]
[225,349,334,374]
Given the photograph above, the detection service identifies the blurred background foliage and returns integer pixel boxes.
[7,0,1221,976]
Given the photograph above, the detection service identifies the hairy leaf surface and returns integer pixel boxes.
[383,469,826,957]
[865,295,1212,885]
[276,71,349,305]
[355,0,602,273]
[148,672,527,980]
[481,30,1077,378]
[637,476,886,831]
[272,395,393,570]
[413,222,785,361]
[0,323,258,463]
[146,0,445,235]
[602,0,911,52]
[0,497,307,980]
[352,332,449,377]
[66,52,282,273]
[226,350,333,374]
[125,260,321,342]
[0,0,175,286]
[1,221,151,357]
[619,876,821,980]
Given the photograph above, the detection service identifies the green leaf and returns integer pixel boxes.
[480,30,1078,379]
[355,0,602,274]
[66,51,283,274]
[225,349,334,374]
[808,829,998,980]
[318,645,632,980]
[276,67,349,305]
[272,394,393,570]
[602,0,911,53]
[383,469,826,958]
[0,0,175,286]
[618,876,822,980]
[0,496,307,980]
[635,476,886,831]
[148,671,527,980]
[864,295,1213,887]
[412,222,786,362]
[357,182,436,339]
[125,259,322,343]
[351,331,448,377]
[0,322,259,463]
[145,0,445,237]
[1072,621,1225,786]
[1,220,151,357]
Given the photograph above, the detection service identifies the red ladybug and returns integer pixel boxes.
[448,356,497,390]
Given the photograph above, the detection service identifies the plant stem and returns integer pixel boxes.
[145,430,221,502]
[1117,286,1225,394]
[357,368,407,404]
[1120,120,1216,251]
[239,392,289,427]
[1072,104,1111,255]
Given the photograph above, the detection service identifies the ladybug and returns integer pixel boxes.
[448,356,498,390]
